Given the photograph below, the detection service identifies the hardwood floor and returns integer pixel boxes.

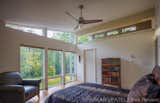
[30,81,81,103]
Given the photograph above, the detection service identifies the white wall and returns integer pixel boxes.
[77,30,155,89]
[0,27,76,73]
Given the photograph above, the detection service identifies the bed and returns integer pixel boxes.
[45,83,129,103]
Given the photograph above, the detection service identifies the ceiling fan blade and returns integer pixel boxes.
[74,24,80,30]
[82,19,103,24]
[65,11,78,21]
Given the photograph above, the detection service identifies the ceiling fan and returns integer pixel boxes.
[65,4,103,30]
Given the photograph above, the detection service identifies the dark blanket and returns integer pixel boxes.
[45,83,129,103]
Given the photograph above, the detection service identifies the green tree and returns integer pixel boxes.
[48,50,54,76]
[20,47,43,79]
[78,35,90,44]
[48,50,62,76]
[50,31,75,44]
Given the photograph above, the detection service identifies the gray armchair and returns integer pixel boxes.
[0,72,41,103]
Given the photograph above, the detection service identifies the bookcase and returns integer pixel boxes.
[102,58,121,87]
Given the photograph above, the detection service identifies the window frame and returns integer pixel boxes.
[19,45,45,89]
[64,51,76,83]
[47,49,63,87]
[78,20,152,44]
[19,46,77,89]
[48,49,63,77]
[47,29,75,44]
[5,23,76,44]
[6,23,44,36]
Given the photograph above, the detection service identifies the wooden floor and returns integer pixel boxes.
[30,81,81,103]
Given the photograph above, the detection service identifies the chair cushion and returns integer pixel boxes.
[24,86,38,101]
[0,72,23,85]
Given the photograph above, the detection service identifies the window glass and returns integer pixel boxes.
[20,47,76,88]
[47,50,62,87]
[94,33,105,39]
[48,50,62,77]
[65,74,76,82]
[78,20,151,44]
[107,30,119,36]
[47,30,75,44]
[6,23,43,36]
[122,26,137,33]
[78,35,92,44]
[65,52,75,74]
[65,52,76,83]
[20,46,44,79]
[48,77,61,87]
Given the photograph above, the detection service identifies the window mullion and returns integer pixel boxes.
[44,48,48,90]
[43,28,47,37]
[70,54,72,81]
[61,51,66,86]
[74,54,77,81]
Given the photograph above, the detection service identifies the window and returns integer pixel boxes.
[20,47,77,89]
[94,33,105,39]
[78,35,92,44]
[78,20,152,44]
[106,30,119,36]
[65,52,76,83]
[65,52,75,74]
[48,50,62,87]
[5,23,76,43]
[47,30,75,44]
[122,26,136,33]
[5,23,43,36]
[48,50,62,77]
[20,46,44,88]
[48,77,61,88]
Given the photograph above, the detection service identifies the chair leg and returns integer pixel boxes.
[38,93,40,99]
[37,94,40,103]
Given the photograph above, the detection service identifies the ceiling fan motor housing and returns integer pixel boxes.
[79,17,84,23]
[79,5,84,9]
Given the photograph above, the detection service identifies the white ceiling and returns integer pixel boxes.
[0,0,156,32]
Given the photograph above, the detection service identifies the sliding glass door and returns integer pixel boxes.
[20,46,76,89]
[20,46,44,89]
[48,50,62,87]
[65,52,76,83]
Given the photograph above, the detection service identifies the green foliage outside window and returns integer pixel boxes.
[48,50,62,77]
[20,46,76,88]
[47,30,75,44]
[78,35,91,44]
[65,52,75,74]
[20,47,43,79]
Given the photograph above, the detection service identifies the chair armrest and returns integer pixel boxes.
[22,79,41,87]
[0,85,25,103]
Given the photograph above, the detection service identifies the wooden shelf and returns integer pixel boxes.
[102,58,121,87]
[102,64,120,67]
[104,82,120,85]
